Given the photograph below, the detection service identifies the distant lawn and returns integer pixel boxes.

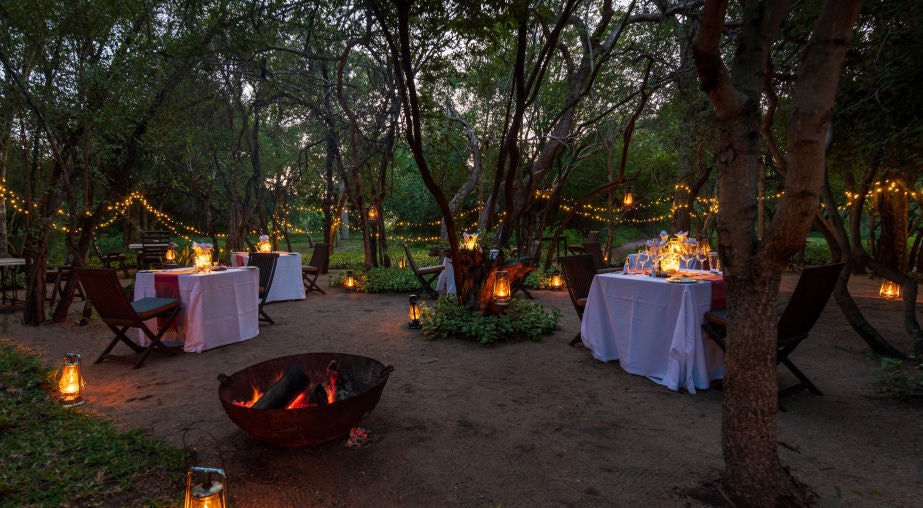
[0,340,183,507]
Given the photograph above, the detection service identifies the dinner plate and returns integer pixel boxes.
[666,276,699,283]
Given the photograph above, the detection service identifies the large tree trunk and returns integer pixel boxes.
[694,0,863,505]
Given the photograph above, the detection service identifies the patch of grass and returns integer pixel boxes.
[420,296,561,344]
[869,357,923,401]
[0,340,184,507]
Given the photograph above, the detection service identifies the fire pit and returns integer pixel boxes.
[218,352,392,447]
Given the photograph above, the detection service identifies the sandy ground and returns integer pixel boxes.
[5,270,923,507]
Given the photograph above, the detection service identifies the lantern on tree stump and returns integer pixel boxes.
[462,232,478,251]
[184,466,228,508]
[257,234,271,253]
[344,270,355,290]
[879,280,901,300]
[550,269,563,290]
[55,352,85,407]
[492,270,511,306]
[408,294,422,329]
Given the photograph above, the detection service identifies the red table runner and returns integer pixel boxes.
[697,274,726,310]
[154,272,180,329]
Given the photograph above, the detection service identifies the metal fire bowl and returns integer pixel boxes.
[218,352,392,448]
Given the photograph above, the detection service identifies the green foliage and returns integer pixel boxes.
[330,267,422,293]
[870,357,923,401]
[0,341,183,506]
[420,296,560,344]
[803,237,833,265]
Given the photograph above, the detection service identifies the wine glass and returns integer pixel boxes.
[679,242,695,274]
[637,248,649,274]
[707,251,720,274]
[694,244,708,272]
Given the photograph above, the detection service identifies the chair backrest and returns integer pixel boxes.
[582,241,606,270]
[777,263,844,346]
[586,230,600,242]
[558,254,597,318]
[248,252,279,298]
[140,230,171,245]
[74,268,137,326]
[402,244,422,273]
[308,243,330,274]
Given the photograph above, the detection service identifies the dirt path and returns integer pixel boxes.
[7,272,922,507]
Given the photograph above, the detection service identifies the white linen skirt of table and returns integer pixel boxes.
[134,268,260,353]
[231,252,307,302]
[579,272,724,393]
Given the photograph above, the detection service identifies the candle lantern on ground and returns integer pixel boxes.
[397,256,405,269]
[408,294,422,329]
[344,270,355,290]
[55,352,85,407]
[493,270,511,306]
[184,466,228,508]
[879,280,901,300]
[550,269,563,290]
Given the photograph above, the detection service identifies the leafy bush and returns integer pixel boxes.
[420,296,561,344]
[871,357,923,400]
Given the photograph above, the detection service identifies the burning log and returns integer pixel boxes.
[252,363,310,410]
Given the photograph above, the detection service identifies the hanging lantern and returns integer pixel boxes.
[879,280,901,300]
[408,294,422,329]
[550,269,563,290]
[397,256,406,269]
[184,466,228,508]
[622,186,634,207]
[257,234,272,253]
[462,232,478,250]
[492,270,511,306]
[367,204,379,223]
[344,270,355,290]
[55,352,85,407]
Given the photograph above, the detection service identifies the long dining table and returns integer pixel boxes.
[579,270,726,393]
[134,267,260,353]
[231,251,307,302]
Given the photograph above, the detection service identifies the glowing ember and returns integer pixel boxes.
[232,367,342,409]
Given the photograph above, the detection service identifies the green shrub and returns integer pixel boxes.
[420,296,561,344]
[871,357,923,400]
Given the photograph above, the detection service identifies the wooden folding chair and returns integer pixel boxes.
[302,243,329,295]
[92,234,130,278]
[558,254,598,346]
[248,252,279,324]
[701,263,844,397]
[138,231,171,270]
[75,268,181,369]
[402,243,444,298]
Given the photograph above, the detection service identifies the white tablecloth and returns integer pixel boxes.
[435,257,456,295]
[134,268,260,353]
[580,272,724,393]
[231,252,307,302]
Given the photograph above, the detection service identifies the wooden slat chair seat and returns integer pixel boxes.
[248,252,279,324]
[402,243,444,298]
[558,254,598,346]
[302,243,330,295]
[701,263,844,398]
[75,268,181,369]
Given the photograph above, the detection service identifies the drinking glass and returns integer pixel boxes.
[707,252,720,274]
[637,249,649,274]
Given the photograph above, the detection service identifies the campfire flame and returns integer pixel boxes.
[232,370,340,409]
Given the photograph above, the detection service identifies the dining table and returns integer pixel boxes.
[134,267,259,353]
[231,251,307,302]
[579,270,726,393]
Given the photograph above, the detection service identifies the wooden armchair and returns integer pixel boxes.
[701,263,844,397]
[302,243,329,295]
[248,252,280,324]
[402,243,444,298]
[75,268,181,369]
[558,254,598,346]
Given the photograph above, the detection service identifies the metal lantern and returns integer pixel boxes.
[550,269,563,290]
[184,466,228,508]
[367,204,379,223]
[56,352,85,407]
[344,270,355,290]
[408,294,422,329]
[492,270,511,306]
[462,232,478,251]
[622,186,634,207]
[879,280,901,300]
[397,256,406,269]
[164,245,178,267]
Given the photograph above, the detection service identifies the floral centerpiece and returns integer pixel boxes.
[193,242,213,272]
